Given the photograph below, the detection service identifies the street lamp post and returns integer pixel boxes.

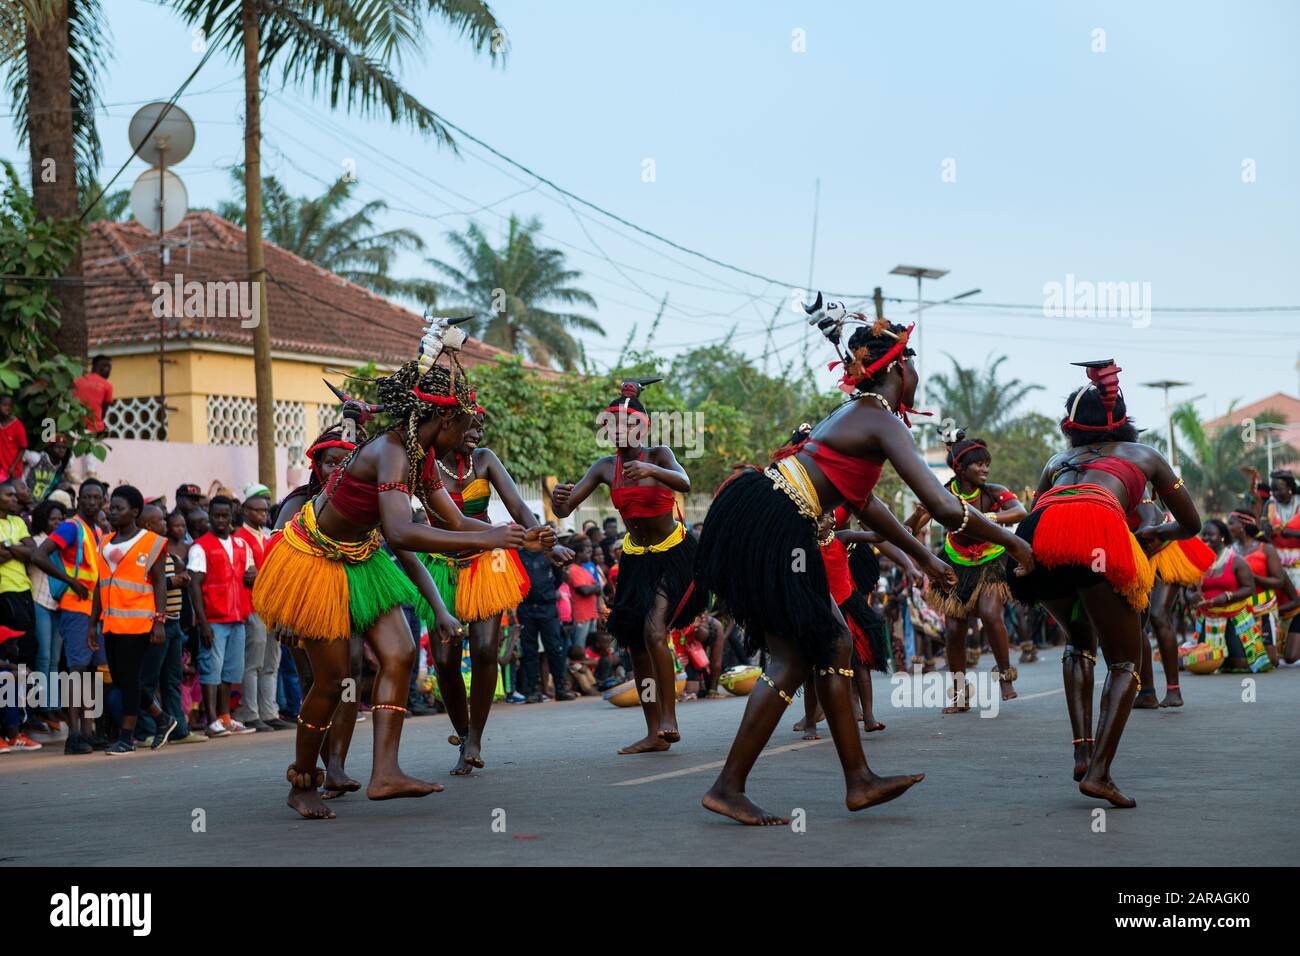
[1141,379,1191,471]
[1256,422,1287,476]
[890,265,948,457]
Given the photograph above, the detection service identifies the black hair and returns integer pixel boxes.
[0,480,14,494]
[1203,518,1230,541]
[110,484,144,513]
[78,478,105,495]
[1061,386,1140,446]
[603,516,618,527]
[31,498,64,532]
[1271,470,1298,495]
[209,495,233,512]
[843,320,916,387]
[945,429,991,471]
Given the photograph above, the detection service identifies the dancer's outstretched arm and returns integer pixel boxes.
[857,496,953,587]
[479,449,565,559]
[622,446,690,494]
[392,547,461,643]
[550,457,610,518]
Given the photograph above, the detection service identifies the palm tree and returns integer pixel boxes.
[1171,401,1294,514]
[3,0,109,359]
[928,352,1044,433]
[167,0,504,491]
[427,216,601,369]
[217,166,440,303]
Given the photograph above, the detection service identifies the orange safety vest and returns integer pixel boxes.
[56,515,101,615]
[96,529,165,635]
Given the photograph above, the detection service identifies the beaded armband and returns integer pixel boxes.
[376,481,410,495]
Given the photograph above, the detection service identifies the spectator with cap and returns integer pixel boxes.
[174,484,203,542]
[232,484,288,731]
[188,495,257,737]
[29,479,107,754]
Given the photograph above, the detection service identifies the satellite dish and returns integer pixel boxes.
[130,167,188,233]
[128,102,195,167]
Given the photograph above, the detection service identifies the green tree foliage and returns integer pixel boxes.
[1171,401,1295,515]
[0,161,103,458]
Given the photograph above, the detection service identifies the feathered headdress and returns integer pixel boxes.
[802,291,915,394]
[605,377,661,422]
[1063,359,1127,432]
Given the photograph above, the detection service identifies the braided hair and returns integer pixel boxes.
[945,429,991,471]
[376,361,475,494]
[842,319,916,389]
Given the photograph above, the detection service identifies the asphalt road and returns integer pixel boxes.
[3,656,1297,866]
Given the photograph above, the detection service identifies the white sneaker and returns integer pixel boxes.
[225,718,257,736]
[206,719,231,737]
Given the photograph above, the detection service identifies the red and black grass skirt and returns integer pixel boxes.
[825,537,889,672]
[695,468,846,667]
[1006,483,1154,612]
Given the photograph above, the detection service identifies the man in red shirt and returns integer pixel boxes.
[72,356,114,434]
[565,536,602,654]
[232,490,288,730]
[0,395,27,483]
[188,496,257,737]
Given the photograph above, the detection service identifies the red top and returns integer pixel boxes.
[0,418,27,481]
[1053,454,1146,529]
[784,440,883,512]
[72,373,113,432]
[610,450,675,519]
[1242,547,1271,593]
[324,466,381,526]
[821,535,854,605]
[1201,553,1238,601]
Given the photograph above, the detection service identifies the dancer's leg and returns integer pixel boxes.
[645,592,681,742]
[1150,584,1183,705]
[1076,583,1142,808]
[813,610,924,812]
[619,643,667,754]
[702,631,809,825]
[287,638,349,819]
[941,615,969,712]
[363,608,441,800]
[321,633,362,797]
[794,677,820,738]
[978,591,1017,700]
[1043,598,1097,782]
[456,616,501,773]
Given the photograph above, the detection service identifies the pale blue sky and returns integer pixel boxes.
[4,0,1298,432]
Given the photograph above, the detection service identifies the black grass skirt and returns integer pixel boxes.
[846,541,881,595]
[607,530,706,650]
[694,468,845,667]
[840,590,889,672]
[927,548,1012,617]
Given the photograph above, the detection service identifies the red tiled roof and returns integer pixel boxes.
[83,211,552,373]
[1203,392,1300,430]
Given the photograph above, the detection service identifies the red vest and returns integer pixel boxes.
[235,526,270,618]
[196,532,249,623]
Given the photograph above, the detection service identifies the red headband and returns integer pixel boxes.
[951,441,988,466]
[830,323,916,393]
[307,438,356,459]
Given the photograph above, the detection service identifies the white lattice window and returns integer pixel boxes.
[105,396,167,440]
[207,396,308,467]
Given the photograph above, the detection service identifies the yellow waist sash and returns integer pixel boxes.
[285,499,381,564]
[622,522,686,555]
[765,456,823,521]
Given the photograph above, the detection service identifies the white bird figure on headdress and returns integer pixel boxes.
[417,314,474,375]
[801,291,852,348]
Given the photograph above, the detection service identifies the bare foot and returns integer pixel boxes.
[321,765,360,800]
[792,710,825,732]
[657,724,681,744]
[451,740,485,775]
[942,700,971,714]
[702,784,790,826]
[801,724,821,740]
[1000,679,1018,701]
[1079,774,1136,808]
[845,772,925,811]
[1160,689,1184,708]
[863,719,886,733]
[1133,691,1159,710]
[288,786,336,820]
[366,771,444,800]
[1072,742,1092,782]
[618,734,671,755]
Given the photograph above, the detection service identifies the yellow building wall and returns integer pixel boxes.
[108,348,359,445]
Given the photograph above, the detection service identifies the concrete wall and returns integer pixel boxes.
[94,438,294,504]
